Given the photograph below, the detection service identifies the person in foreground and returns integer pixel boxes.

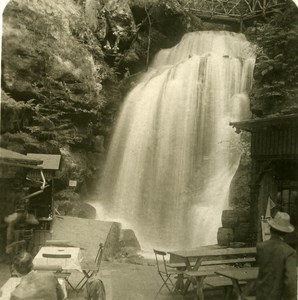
[10,251,64,300]
[256,211,297,300]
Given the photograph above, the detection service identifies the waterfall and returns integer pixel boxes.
[95,31,255,250]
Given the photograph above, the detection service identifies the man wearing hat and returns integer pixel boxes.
[256,211,297,300]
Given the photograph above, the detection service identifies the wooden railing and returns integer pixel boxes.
[184,0,286,24]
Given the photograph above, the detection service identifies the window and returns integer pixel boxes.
[277,186,298,225]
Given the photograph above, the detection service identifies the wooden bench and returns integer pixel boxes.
[204,276,234,300]
[204,275,247,287]
[168,257,256,270]
[185,267,253,299]
[33,264,63,271]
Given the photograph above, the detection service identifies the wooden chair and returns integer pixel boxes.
[153,249,185,299]
[74,242,104,291]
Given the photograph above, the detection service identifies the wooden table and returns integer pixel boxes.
[215,267,258,300]
[168,247,256,300]
[169,247,256,270]
[33,246,82,272]
[33,246,83,290]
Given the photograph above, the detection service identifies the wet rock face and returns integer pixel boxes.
[1,0,121,194]
[246,0,298,115]
[1,0,245,207]
[2,0,100,103]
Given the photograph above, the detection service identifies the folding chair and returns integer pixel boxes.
[153,249,185,299]
[75,242,104,291]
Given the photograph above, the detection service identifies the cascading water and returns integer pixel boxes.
[95,31,256,250]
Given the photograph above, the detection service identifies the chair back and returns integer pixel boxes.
[261,216,271,241]
[95,243,104,270]
[153,249,169,275]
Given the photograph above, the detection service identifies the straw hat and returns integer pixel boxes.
[267,212,295,233]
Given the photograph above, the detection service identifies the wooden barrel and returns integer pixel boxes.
[237,210,250,223]
[234,222,250,242]
[217,227,234,246]
[221,210,239,228]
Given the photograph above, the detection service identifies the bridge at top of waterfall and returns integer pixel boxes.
[184,0,286,29]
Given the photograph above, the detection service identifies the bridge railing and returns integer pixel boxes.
[184,0,285,18]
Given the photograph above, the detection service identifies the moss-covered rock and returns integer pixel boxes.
[245,1,298,115]
[1,0,123,195]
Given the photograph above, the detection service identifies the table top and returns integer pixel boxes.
[168,247,256,259]
[33,246,82,272]
[215,267,259,281]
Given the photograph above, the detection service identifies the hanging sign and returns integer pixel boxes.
[69,180,77,187]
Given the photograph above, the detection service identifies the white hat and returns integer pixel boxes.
[267,212,295,233]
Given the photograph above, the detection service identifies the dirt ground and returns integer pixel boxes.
[0,258,225,300]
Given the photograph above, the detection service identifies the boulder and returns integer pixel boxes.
[120,229,141,250]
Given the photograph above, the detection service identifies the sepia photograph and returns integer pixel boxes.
[0,0,297,299]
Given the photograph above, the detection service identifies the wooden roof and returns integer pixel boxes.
[27,153,61,170]
[0,148,43,169]
[230,114,298,132]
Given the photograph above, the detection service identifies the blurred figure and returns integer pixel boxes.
[256,212,297,300]
[10,251,64,300]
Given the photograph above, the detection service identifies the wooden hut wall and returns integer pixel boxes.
[251,127,298,159]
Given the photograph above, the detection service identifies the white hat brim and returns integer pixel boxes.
[267,219,295,233]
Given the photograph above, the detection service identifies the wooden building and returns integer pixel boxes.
[0,148,62,256]
[230,113,298,245]
[26,153,61,254]
[0,148,43,255]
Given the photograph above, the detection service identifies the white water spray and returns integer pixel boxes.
[95,31,255,250]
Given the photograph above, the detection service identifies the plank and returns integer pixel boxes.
[169,247,256,259]
[168,257,256,269]
[215,267,259,281]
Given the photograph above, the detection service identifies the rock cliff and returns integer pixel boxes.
[1,0,200,208]
[2,0,297,217]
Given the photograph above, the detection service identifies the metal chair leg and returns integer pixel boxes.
[155,275,174,299]
[75,270,93,290]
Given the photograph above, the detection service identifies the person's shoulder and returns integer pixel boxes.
[257,239,271,249]
[281,241,297,255]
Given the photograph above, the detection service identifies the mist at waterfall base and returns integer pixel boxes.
[93,31,255,251]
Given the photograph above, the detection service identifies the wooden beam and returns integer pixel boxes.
[192,13,241,23]
[0,161,42,169]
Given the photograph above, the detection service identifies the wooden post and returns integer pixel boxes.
[249,159,261,245]
[240,17,243,32]
[145,6,152,72]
